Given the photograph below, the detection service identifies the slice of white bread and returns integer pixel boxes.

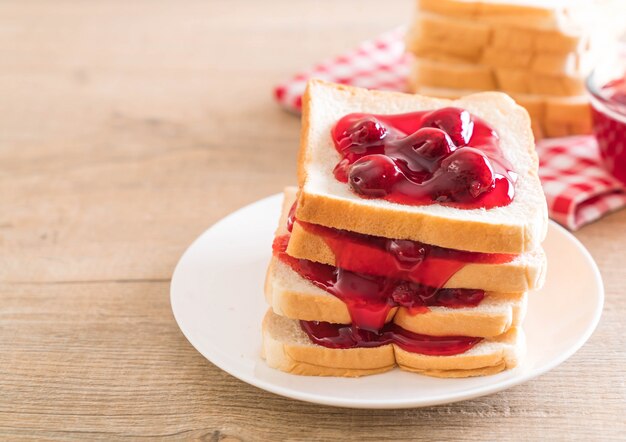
[277,187,546,293]
[297,80,548,254]
[262,310,525,378]
[266,256,528,338]
[409,43,592,77]
[406,11,585,62]
[412,58,497,91]
[405,12,491,61]
[494,67,585,96]
[411,58,586,97]
[265,256,398,325]
[410,85,592,139]
[480,46,593,77]
[287,221,546,292]
[416,0,590,32]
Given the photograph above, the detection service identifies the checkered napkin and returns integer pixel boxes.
[274,29,626,230]
[274,28,410,113]
[537,136,626,229]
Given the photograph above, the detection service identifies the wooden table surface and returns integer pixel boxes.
[1,1,625,440]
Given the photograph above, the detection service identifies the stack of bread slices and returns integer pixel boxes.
[262,80,548,377]
[405,0,612,139]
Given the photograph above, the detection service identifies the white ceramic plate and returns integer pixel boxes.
[171,193,604,409]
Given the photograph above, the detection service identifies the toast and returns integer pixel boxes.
[296,80,548,254]
[266,257,528,338]
[287,221,546,292]
[275,187,546,292]
[262,310,525,378]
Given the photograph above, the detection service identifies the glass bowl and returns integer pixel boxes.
[586,57,626,185]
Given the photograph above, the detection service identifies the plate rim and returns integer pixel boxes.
[170,193,604,409]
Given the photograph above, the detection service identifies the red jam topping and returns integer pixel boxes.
[591,77,626,185]
[300,320,482,355]
[331,108,517,208]
[298,220,514,288]
[273,235,485,332]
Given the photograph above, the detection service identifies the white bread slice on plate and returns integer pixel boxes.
[266,256,527,338]
[287,222,546,292]
[393,292,527,338]
[296,80,548,254]
[276,187,546,293]
[262,310,525,378]
[395,324,524,378]
[265,257,398,325]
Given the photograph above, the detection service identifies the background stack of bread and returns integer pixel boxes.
[406,0,615,139]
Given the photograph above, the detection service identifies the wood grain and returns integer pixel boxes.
[0,1,624,440]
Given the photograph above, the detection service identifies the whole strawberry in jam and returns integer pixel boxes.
[334,115,388,154]
[348,154,402,197]
[420,108,475,147]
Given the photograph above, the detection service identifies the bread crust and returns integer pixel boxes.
[266,257,526,338]
[409,8,583,57]
[297,80,547,254]
[417,0,565,30]
[394,326,522,374]
[262,310,524,378]
[412,57,586,97]
[400,361,506,377]
[393,293,526,338]
[262,311,396,376]
[265,257,398,323]
[296,189,542,254]
[287,221,546,292]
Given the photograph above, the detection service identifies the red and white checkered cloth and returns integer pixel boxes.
[274,29,626,230]
[537,136,626,229]
[274,28,410,113]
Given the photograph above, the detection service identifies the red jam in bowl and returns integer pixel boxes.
[300,320,482,355]
[331,108,517,209]
[588,72,626,185]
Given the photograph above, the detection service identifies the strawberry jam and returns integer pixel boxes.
[273,235,485,332]
[297,220,514,288]
[300,320,482,355]
[331,108,516,208]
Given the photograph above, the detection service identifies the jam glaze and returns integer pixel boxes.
[300,320,482,355]
[273,235,485,332]
[297,219,514,288]
[331,108,517,209]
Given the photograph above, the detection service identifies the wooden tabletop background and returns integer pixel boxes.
[1,1,625,440]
